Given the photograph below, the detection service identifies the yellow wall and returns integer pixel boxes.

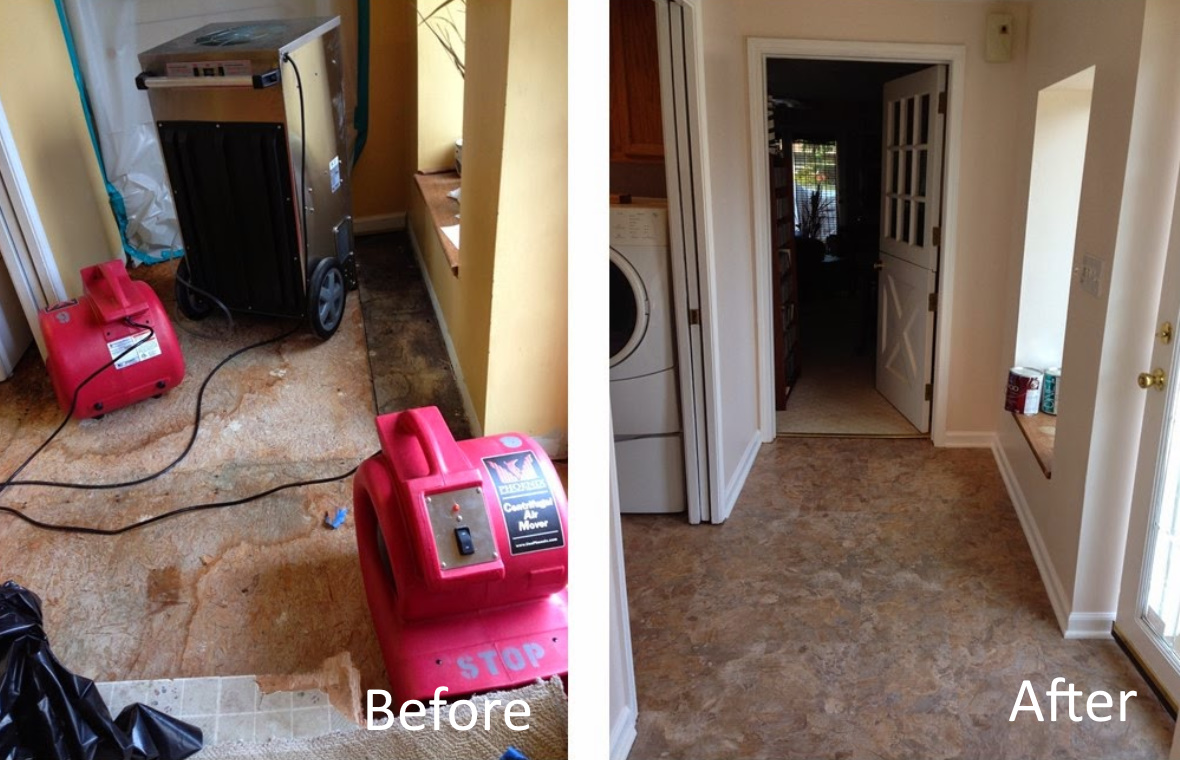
[417,0,465,172]
[0,1,121,297]
[483,0,567,450]
[409,0,567,454]
[351,0,416,218]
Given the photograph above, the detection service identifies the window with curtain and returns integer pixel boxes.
[792,140,838,241]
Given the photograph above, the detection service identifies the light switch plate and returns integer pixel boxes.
[1080,254,1105,297]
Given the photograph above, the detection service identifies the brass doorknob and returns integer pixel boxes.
[1138,368,1167,391]
[873,260,884,271]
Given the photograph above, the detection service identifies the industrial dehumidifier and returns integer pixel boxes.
[352,407,569,703]
[137,18,356,339]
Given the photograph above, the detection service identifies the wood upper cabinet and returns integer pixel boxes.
[610,0,664,163]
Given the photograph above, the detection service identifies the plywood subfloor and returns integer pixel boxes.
[0,233,468,695]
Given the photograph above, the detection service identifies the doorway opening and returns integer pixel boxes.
[766,58,942,438]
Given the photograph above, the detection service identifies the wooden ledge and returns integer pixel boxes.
[413,172,461,274]
[1013,412,1055,478]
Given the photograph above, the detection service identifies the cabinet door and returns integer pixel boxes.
[610,0,664,162]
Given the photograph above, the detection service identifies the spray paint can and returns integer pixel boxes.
[1005,367,1043,415]
[1041,367,1060,415]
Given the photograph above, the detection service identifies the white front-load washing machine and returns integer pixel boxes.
[610,201,685,514]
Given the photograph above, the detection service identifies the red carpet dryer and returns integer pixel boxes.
[39,260,184,419]
[353,406,568,703]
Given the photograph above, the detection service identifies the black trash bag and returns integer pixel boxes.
[0,581,202,760]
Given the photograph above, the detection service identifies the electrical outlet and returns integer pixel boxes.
[1079,254,1105,297]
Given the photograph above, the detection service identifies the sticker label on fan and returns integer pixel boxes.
[329,156,342,193]
[165,60,252,78]
[483,452,564,555]
[107,331,162,370]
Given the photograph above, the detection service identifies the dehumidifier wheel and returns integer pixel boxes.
[174,259,213,321]
[308,257,346,340]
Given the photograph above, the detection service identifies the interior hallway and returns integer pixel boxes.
[0,233,467,694]
[623,439,1173,758]
[778,295,919,437]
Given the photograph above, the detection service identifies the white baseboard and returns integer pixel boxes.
[991,438,1071,635]
[1065,611,1115,640]
[610,705,638,760]
[407,224,482,439]
[354,212,407,235]
[941,431,995,448]
[719,431,761,522]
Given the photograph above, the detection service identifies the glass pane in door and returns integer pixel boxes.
[1142,392,1180,656]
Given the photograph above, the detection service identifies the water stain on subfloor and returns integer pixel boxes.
[0,232,470,694]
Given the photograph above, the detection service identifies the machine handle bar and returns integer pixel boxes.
[135,69,280,91]
[395,408,450,477]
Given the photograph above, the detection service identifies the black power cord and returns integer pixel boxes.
[1,318,156,492]
[0,320,372,536]
[173,261,235,334]
[0,457,371,536]
[0,59,363,535]
[281,52,310,274]
[0,322,301,493]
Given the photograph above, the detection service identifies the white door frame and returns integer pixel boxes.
[0,92,67,348]
[747,39,966,446]
[655,0,724,522]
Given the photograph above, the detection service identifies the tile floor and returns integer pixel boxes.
[623,438,1175,758]
[97,676,357,745]
[778,293,920,437]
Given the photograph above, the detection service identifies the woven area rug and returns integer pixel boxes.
[197,678,567,760]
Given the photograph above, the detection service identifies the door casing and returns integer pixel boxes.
[747,38,967,446]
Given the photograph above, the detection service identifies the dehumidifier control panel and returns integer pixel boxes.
[424,488,498,569]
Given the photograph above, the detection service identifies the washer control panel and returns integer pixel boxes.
[610,205,668,247]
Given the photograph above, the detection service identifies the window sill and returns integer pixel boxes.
[1013,412,1055,479]
[413,172,461,275]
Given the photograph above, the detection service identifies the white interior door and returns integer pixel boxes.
[655,0,715,524]
[1116,162,1180,709]
[877,65,945,432]
[0,258,31,380]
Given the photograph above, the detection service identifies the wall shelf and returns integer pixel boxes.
[413,171,461,275]
[1013,412,1055,478]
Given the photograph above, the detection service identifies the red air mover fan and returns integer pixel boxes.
[353,406,568,704]
[39,260,185,419]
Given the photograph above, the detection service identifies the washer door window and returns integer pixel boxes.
[610,249,649,367]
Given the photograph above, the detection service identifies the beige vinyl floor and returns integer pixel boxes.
[623,439,1174,758]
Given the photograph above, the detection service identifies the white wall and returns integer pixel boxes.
[1015,75,1093,371]
[698,0,1029,458]
[609,436,638,760]
[697,0,764,510]
[996,0,1180,633]
[693,0,1180,632]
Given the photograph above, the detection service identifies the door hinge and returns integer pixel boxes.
[928,293,938,312]
[688,308,701,326]
[932,225,941,247]
[938,91,947,115]
[925,383,933,401]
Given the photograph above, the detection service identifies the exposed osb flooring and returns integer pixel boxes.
[623,439,1174,759]
[0,233,469,696]
[356,233,470,439]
